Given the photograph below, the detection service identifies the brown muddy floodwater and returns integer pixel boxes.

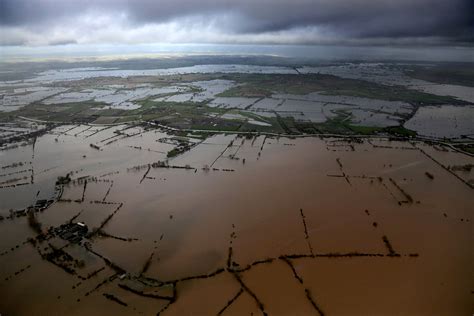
[0,124,473,316]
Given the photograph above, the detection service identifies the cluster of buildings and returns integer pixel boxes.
[54,222,89,244]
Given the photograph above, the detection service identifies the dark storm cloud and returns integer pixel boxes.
[0,0,472,45]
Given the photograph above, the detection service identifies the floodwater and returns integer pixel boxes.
[1,87,67,109]
[43,86,189,110]
[1,62,473,110]
[0,79,415,127]
[0,123,472,315]
[0,65,297,85]
[408,83,474,104]
[2,63,473,139]
[209,97,260,109]
[220,113,271,127]
[247,93,412,126]
[404,105,474,138]
[299,63,474,103]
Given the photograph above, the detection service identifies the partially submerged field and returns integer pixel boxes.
[0,121,472,315]
[2,61,474,140]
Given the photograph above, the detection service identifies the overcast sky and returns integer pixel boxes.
[0,0,473,47]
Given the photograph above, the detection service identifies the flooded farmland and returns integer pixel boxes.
[2,61,473,139]
[0,119,472,315]
[404,105,474,138]
[0,57,473,315]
